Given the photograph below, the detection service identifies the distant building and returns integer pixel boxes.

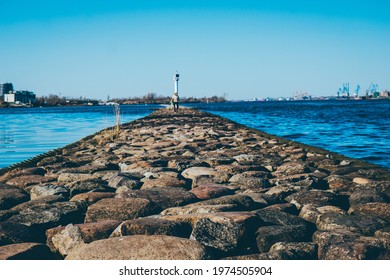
[379,91,390,98]
[0,83,14,100]
[4,91,36,104]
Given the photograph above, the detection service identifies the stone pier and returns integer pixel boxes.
[0,108,389,260]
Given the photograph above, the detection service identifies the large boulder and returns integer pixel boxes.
[66,235,212,260]
[107,173,142,190]
[349,203,390,223]
[193,194,260,211]
[84,198,159,223]
[285,190,347,210]
[316,212,387,236]
[10,195,66,211]
[0,243,58,260]
[0,183,29,210]
[30,184,70,200]
[110,218,191,238]
[349,189,389,206]
[6,175,55,188]
[7,201,87,238]
[70,192,116,205]
[254,209,315,233]
[299,204,346,223]
[228,173,271,190]
[190,212,260,254]
[115,187,197,210]
[268,242,318,260]
[160,204,238,216]
[46,220,121,253]
[312,230,388,260]
[0,222,41,245]
[68,179,114,197]
[189,184,234,200]
[256,225,313,253]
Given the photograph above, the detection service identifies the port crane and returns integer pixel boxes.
[337,83,350,98]
[354,85,360,97]
[365,82,379,96]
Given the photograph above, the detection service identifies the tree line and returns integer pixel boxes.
[32,93,226,106]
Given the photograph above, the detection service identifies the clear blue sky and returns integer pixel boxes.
[0,0,389,100]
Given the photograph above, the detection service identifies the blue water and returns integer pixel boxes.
[0,100,389,170]
[0,105,161,168]
[193,100,390,170]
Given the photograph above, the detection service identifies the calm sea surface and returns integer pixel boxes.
[0,105,161,168]
[0,100,389,170]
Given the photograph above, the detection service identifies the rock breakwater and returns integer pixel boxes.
[0,108,389,260]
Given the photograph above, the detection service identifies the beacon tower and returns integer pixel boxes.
[174,72,179,94]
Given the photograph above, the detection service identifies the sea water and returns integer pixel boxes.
[195,99,390,170]
[0,105,159,168]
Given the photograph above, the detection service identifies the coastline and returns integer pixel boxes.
[0,108,389,260]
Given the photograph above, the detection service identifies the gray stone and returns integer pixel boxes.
[66,235,212,260]
[7,201,87,237]
[108,173,142,189]
[256,225,313,253]
[269,242,318,260]
[190,212,260,254]
[51,224,85,257]
[299,204,346,223]
[349,189,389,206]
[349,203,390,223]
[110,218,191,238]
[30,184,70,200]
[285,190,347,210]
[69,178,114,197]
[316,212,387,236]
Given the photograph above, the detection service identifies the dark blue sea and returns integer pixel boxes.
[0,100,389,170]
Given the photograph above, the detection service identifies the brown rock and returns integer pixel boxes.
[0,243,57,260]
[66,235,212,260]
[316,212,387,236]
[285,190,347,210]
[0,183,29,210]
[349,203,390,222]
[116,187,197,210]
[70,192,116,205]
[6,175,55,188]
[193,194,260,211]
[57,173,98,183]
[275,161,311,176]
[84,198,159,223]
[0,222,41,245]
[189,184,234,200]
[141,177,189,189]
